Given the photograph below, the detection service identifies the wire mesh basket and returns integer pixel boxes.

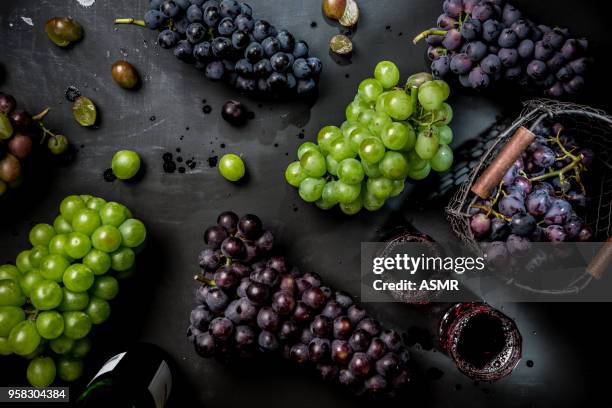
[446,99,612,295]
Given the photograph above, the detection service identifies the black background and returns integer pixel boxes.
[1,0,611,407]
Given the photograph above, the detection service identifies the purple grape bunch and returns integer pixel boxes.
[467,121,594,258]
[189,212,411,397]
[415,0,589,96]
[117,0,322,98]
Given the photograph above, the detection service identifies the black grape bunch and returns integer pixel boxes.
[115,0,322,98]
[413,0,589,97]
[468,121,595,262]
[189,212,412,398]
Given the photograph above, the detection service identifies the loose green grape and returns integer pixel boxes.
[110,248,135,272]
[390,179,405,197]
[381,122,408,151]
[357,109,376,127]
[29,246,49,268]
[418,81,444,111]
[285,162,308,187]
[83,249,111,276]
[118,219,146,248]
[40,254,70,282]
[436,125,453,145]
[63,311,92,340]
[362,191,386,211]
[349,127,373,153]
[297,142,320,160]
[50,335,74,354]
[325,155,339,176]
[407,162,432,180]
[379,151,409,180]
[375,91,390,113]
[218,154,245,182]
[329,139,355,162]
[431,144,454,172]
[70,337,91,359]
[85,297,111,324]
[63,264,94,292]
[406,72,433,89]
[359,138,386,164]
[90,276,119,300]
[339,196,363,215]
[383,90,412,121]
[58,288,90,312]
[53,216,73,234]
[334,181,361,204]
[362,160,382,178]
[72,209,102,236]
[60,195,86,223]
[91,225,122,253]
[368,111,393,137]
[433,79,450,101]
[320,181,338,205]
[0,306,25,337]
[8,320,40,356]
[57,356,84,382]
[367,177,394,199]
[48,235,72,259]
[0,336,13,355]
[27,357,56,388]
[111,150,141,180]
[300,150,327,178]
[86,197,107,212]
[99,202,128,227]
[30,280,63,310]
[16,250,33,273]
[29,224,56,247]
[65,232,91,259]
[19,270,44,298]
[317,126,343,152]
[298,177,325,203]
[358,78,383,103]
[0,265,19,282]
[337,158,365,185]
[340,121,359,137]
[374,61,400,89]
[35,310,64,339]
[415,129,439,160]
[406,150,428,170]
[0,279,25,307]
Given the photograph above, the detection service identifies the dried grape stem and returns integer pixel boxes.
[413,29,448,44]
[114,18,146,27]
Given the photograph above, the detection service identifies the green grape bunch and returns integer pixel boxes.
[0,195,147,387]
[285,61,454,215]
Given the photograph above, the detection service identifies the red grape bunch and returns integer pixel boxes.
[414,0,589,96]
[116,0,322,98]
[0,92,70,197]
[189,212,411,397]
[467,121,594,260]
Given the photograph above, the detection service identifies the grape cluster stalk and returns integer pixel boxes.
[414,0,589,96]
[0,195,147,387]
[189,212,412,397]
[467,121,594,260]
[116,0,322,97]
[285,61,456,215]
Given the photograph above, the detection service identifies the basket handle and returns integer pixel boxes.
[587,238,612,279]
[471,126,536,199]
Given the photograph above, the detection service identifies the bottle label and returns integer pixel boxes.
[148,361,172,408]
[87,352,126,386]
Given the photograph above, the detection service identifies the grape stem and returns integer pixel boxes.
[470,204,511,222]
[193,274,216,287]
[413,29,448,44]
[31,108,63,145]
[529,154,584,183]
[114,18,146,27]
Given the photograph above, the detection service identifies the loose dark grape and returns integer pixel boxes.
[160,0,180,17]
[217,17,236,35]
[203,4,221,26]
[209,317,234,341]
[262,36,281,57]
[219,0,240,18]
[347,304,366,324]
[270,52,291,73]
[331,340,353,364]
[292,301,312,324]
[302,287,326,310]
[0,92,16,114]
[450,53,472,75]
[289,343,309,364]
[258,330,279,352]
[271,291,295,315]
[306,57,322,76]
[348,329,371,352]
[8,133,33,159]
[357,318,381,337]
[322,301,343,319]
[296,78,316,95]
[174,40,194,62]
[9,109,33,131]
[253,59,272,77]
[309,338,331,363]
[311,315,332,337]
[335,291,353,308]
[489,218,510,241]
[204,225,228,249]
[256,230,274,253]
[470,213,491,238]
[510,212,536,236]
[186,4,203,22]
[221,236,246,259]
[380,329,402,352]
[498,28,518,48]
[518,39,535,59]
[211,37,232,58]
[195,332,216,357]
[544,199,572,225]
[205,287,229,312]
[238,214,263,239]
[442,29,463,51]
[279,320,299,341]
[276,30,295,52]
[111,60,139,89]
[293,41,309,58]
[216,211,238,232]
[221,100,248,126]
[366,337,387,361]
[190,304,213,330]
[333,316,352,340]
[349,352,372,377]
[144,9,167,29]
[235,325,256,347]
[279,275,296,293]
[158,30,180,49]
[214,267,239,289]
[198,248,222,270]
[257,307,280,332]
